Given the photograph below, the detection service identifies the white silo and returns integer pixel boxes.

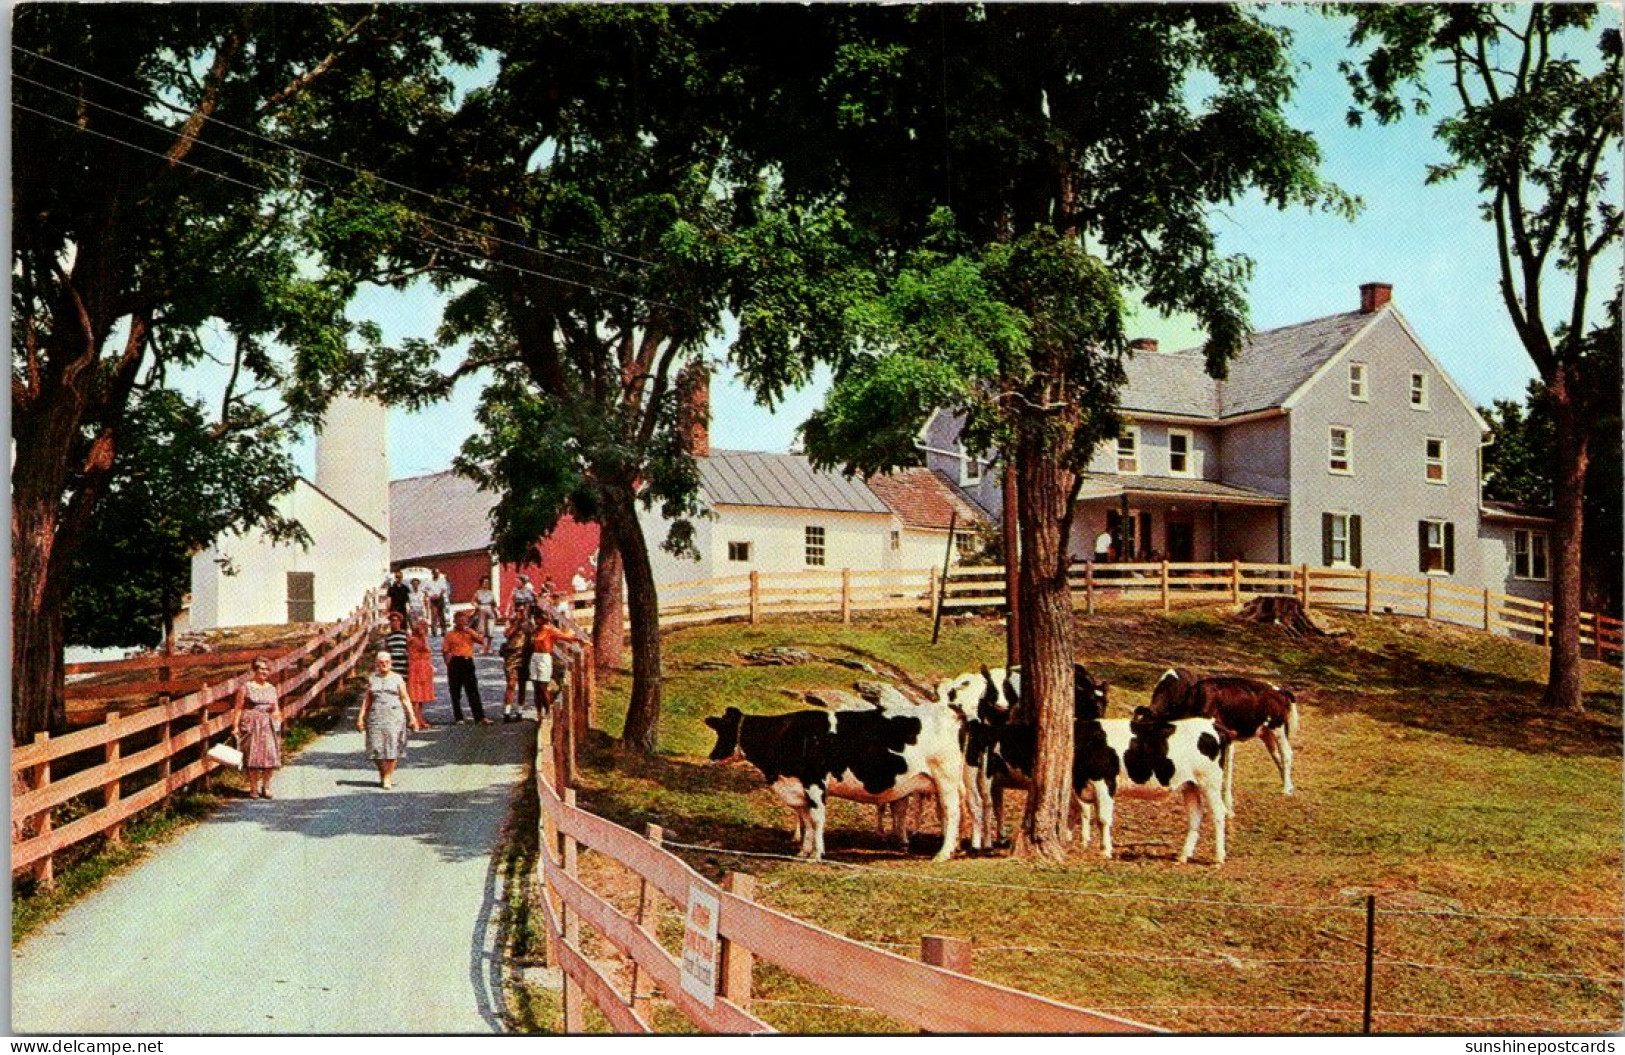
[315,394,391,540]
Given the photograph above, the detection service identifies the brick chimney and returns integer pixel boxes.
[1359,282,1393,314]
[675,360,710,458]
[1127,337,1159,354]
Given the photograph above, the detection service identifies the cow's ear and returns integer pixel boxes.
[704,715,721,730]
[724,706,743,719]
[980,664,992,680]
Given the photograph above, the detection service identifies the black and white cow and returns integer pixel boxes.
[1148,668,1299,811]
[703,702,965,862]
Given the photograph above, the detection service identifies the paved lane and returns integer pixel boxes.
[12,652,530,1034]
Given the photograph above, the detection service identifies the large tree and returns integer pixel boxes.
[10,6,469,740]
[324,7,854,753]
[1339,5,1623,711]
[781,5,1348,856]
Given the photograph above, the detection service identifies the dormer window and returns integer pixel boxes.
[961,453,982,486]
[1348,363,1368,401]
[1411,372,1430,410]
[1116,427,1141,474]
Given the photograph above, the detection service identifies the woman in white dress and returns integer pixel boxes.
[356,651,423,789]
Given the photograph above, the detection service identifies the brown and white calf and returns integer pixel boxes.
[1148,669,1299,811]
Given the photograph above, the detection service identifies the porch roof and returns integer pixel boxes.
[1075,473,1286,507]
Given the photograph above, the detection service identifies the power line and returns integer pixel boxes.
[12,44,663,270]
[13,69,637,283]
[15,100,691,315]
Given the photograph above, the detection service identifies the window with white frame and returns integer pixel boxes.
[1420,519,1454,574]
[1514,529,1550,580]
[804,525,826,566]
[954,531,975,558]
[1329,426,1352,474]
[961,453,982,486]
[727,541,752,563]
[1348,362,1368,401]
[1168,430,1194,477]
[1425,437,1447,483]
[889,530,901,551]
[1116,426,1141,474]
[1323,512,1359,567]
[1411,372,1429,409]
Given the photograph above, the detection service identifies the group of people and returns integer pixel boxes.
[228,568,585,795]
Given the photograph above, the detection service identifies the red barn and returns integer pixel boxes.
[389,470,600,608]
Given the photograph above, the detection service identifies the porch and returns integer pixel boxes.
[1065,473,1287,565]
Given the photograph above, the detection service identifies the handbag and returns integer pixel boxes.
[207,742,245,769]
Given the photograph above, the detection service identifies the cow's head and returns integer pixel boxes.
[1073,663,1109,720]
[1148,667,1198,718]
[703,707,746,762]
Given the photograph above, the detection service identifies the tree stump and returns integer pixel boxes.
[1238,595,1330,637]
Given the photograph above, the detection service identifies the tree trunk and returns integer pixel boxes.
[1011,412,1077,861]
[12,494,68,742]
[592,528,626,676]
[602,485,663,754]
[1544,364,1589,712]
[1002,459,1021,668]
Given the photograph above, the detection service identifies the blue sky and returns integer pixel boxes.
[268,6,1618,480]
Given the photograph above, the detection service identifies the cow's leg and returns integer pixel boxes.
[1088,782,1115,859]
[772,779,814,855]
[805,783,828,860]
[961,767,986,850]
[1222,741,1236,815]
[992,783,1008,846]
[892,798,910,850]
[1200,778,1227,865]
[1076,793,1095,849]
[932,772,961,863]
[1261,726,1294,796]
[1177,785,1204,864]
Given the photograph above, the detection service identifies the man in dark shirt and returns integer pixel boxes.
[386,570,411,620]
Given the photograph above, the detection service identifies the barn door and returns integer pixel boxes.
[287,571,316,623]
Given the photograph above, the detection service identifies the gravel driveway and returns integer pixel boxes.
[12,653,530,1034]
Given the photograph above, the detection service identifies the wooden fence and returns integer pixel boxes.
[531,661,1157,1034]
[12,596,381,887]
[572,566,940,630]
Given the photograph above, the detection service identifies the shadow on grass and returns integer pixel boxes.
[1072,611,1621,759]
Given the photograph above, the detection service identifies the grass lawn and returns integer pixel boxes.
[569,607,1623,1034]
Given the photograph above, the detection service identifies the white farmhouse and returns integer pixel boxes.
[188,396,391,627]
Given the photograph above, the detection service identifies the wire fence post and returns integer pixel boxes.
[1363,894,1377,1034]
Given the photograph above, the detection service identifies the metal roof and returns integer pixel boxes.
[700,449,892,515]
[389,471,496,562]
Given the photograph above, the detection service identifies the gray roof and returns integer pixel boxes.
[1076,472,1285,506]
[389,471,496,562]
[701,449,892,515]
[1120,310,1375,420]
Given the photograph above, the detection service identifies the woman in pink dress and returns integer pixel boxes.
[231,658,283,799]
[406,620,436,726]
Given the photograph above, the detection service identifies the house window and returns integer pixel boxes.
[1321,512,1363,568]
[961,454,982,486]
[954,531,975,558]
[287,571,316,623]
[1329,426,1352,474]
[1425,437,1447,483]
[1116,426,1141,474]
[1348,363,1368,401]
[1514,529,1550,581]
[1168,430,1194,477]
[727,541,752,563]
[889,530,901,551]
[1411,372,1429,410]
[805,525,826,567]
[1419,519,1455,575]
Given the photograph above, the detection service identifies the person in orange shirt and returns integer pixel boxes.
[517,614,581,722]
[405,620,436,727]
[441,610,489,725]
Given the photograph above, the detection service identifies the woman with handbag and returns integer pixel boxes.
[357,651,423,789]
[230,657,284,799]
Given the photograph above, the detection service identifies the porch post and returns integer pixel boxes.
[1210,502,1220,562]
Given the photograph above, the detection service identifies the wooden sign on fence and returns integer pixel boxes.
[680,884,722,1008]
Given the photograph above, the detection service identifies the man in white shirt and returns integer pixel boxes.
[424,568,452,636]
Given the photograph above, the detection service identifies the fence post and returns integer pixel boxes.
[1160,560,1171,612]
[1086,560,1096,616]
[840,568,852,625]
[103,713,124,847]
[1364,570,1375,616]
[1591,614,1603,660]
[1482,589,1492,632]
[928,566,940,624]
[749,571,760,626]
[1425,578,1435,621]
[1229,559,1241,605]
[30,732,54,889]
[921,935,972,974]
[1298,564,1310,608]
[1363,894,1377,1034]
[1542,602,1552,647]
[561,787,584,1034]
[720,872,756,1010]
[629,824,665,1019]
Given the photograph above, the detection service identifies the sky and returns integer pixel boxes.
[224,6,1617,482]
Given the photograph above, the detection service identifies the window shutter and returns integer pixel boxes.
[1444,522,1456,574]
[1418,521,1429,573]
[1351,515,1363,569]
[1322,513,1334,566]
